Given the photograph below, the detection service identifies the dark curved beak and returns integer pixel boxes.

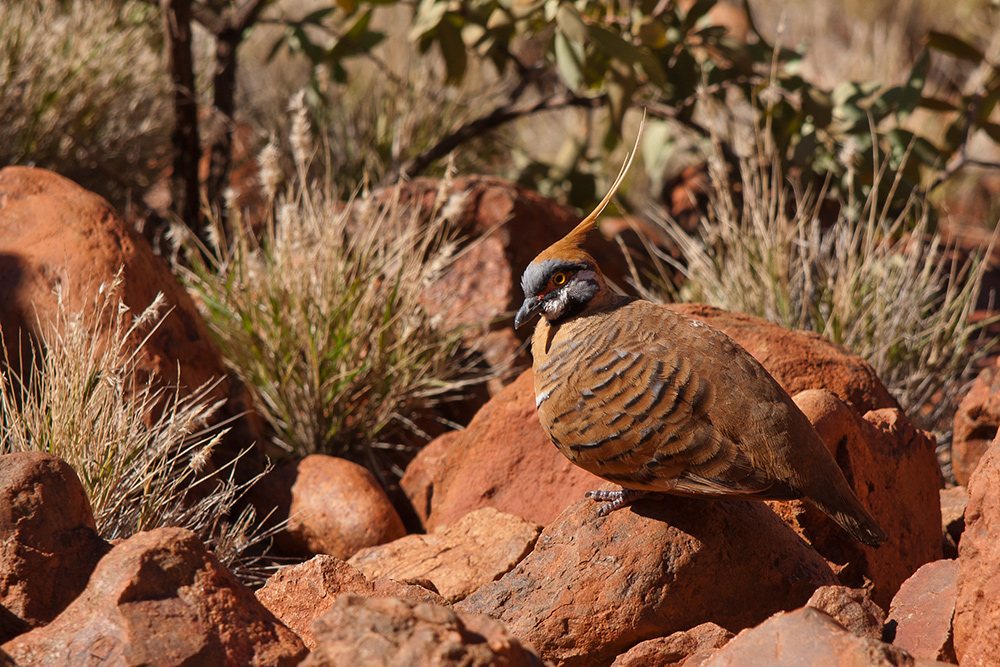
[514,296,543,330]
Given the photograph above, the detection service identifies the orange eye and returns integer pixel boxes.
[552,273,567,286]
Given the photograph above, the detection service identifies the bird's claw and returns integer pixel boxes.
[585,488,649,516]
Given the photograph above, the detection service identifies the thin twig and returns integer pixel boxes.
[385,92,604,184]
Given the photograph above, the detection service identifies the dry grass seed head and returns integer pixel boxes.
[0,270,268,580]
[638,142,993,428]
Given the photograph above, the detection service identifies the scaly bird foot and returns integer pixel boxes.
[585,487,650,516]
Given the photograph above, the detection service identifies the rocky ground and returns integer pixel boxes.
[0,165,998,666]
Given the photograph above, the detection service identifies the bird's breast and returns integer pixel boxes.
[530,309,714,485]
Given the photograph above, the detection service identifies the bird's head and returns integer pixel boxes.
[514,116,643,330]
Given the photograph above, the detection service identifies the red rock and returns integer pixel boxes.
[952,357,1000,485]
[940,486,968,558]
[610,623,733,667]
[886,559,958,663]
[669,304,899,415]
[1,527,306,666]
[954,432,1000,666]
[388,176,635,394]
[255,555,445,650]
[268,455,406,560]
[403,370,603,530]
[419,231,527,395]
[348,507,540,602]
[302,594,546,666]
[401,432,454,527]
[777,389,943,610]
[0,451,108,642]
[806,586,885,641]
[702,607,947,667]
[0,166,262,462]
[457,491,837,667]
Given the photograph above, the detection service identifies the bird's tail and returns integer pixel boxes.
[808,486,888,548]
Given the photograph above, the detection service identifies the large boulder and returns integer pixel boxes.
[778,390,943,610]
[1,527,306,666]
[302,594,545,667]
[255,555,444,650]
[348,507,541,603]
[457,491,837,667]
[0,452,108,642]
[886,559,959,663]
[401,370,602,530]
[952,356,1000,485]
[954,431,1000,666]
[701,606,950,667]
[0,166,262,464]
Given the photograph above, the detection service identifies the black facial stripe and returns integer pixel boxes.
[520,259,592,297]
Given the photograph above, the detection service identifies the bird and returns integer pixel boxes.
[513,125,887,548]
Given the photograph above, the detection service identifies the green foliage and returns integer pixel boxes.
[272,0,1000,209]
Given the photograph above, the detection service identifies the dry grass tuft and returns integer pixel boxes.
[179,105,479,471]
[0,271,270,580]
[0,0,171,203]
[635,145,994,428]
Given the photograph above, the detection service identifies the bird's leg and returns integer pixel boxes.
[585,487,650,516]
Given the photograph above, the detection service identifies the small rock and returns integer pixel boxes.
[301,594,546,666]
[806,586,886,641]
[1,527,306,666]
[952,358,1000,485]
[940,486,968,558]
[269,455,406,559]
[255,555,445,650]
[701,607,947,667]
[457,491,837,667]
[782,389,943,610]
[402,371,602,531]
[0,451,109,642]
[348,507,541,602]
[610,623,733,667]
[886,559,958,663]
[954,431,1000,666]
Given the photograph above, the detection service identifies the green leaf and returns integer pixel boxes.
[982,122,1000,144]
[409,0,449,42]
[301,7,336,24]
[589,25,642,63]
[437,16,468,85]
[333,0,356,14]
[555,3,589,43]
[918,96,958,112]
[925,31,985,62]
[606,58,636,137]
[555,30,585,90]
[635,16,667,49]
[344,7,372,39]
